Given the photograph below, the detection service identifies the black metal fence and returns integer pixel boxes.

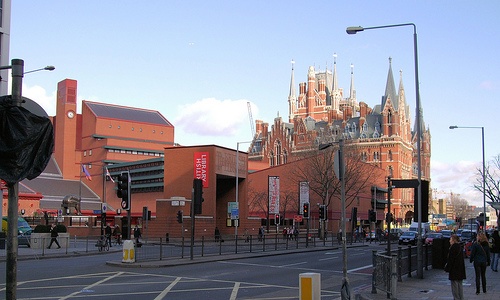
[372,244,433,298]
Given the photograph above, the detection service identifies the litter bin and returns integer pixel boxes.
[122,240,135,263]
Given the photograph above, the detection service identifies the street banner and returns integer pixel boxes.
[194,152,209,188]
[268,176,280,215]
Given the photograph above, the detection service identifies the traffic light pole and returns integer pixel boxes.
[387,177,392,255]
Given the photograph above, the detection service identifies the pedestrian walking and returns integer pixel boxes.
[445,234,466,300]
[258,226,264,242]
[469,232,491,295]
[214,226,220,242]
[47,223,61,249]
[490,229,500,272]
[133,225,142,245]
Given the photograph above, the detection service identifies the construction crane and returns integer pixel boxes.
[247,101,255,139]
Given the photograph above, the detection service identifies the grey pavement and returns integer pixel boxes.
[3,242,500,299]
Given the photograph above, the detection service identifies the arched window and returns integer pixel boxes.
[274,140,282,165]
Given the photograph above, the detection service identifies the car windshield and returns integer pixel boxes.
[427,233,441,238]
[402,232,416,237]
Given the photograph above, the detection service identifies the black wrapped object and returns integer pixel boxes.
[0,95,54,185]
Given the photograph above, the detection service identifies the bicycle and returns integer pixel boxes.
[113,234,122,246]
[95,235,110,252]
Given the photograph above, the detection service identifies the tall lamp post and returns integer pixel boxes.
[235,141,252,238]
[346,22,424,278]
[1,59,54,300]
[449,126,486,227]
[319,139,350,299]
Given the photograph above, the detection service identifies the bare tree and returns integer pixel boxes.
[474,154,500,228]
[290,140,382,238]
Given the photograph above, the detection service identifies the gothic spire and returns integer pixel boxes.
[349,63,355,99]
[288,59,297,122]
[382,57,398,110]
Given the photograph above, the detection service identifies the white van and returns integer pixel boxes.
[408,222,431,237]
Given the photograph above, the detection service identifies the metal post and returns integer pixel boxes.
[387,177,392,255]
[6,59,24,300]
[339,139,350,299]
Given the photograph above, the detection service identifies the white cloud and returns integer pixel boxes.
[21,84,56,116]
[431,159,484,206]
[174,98,257,137]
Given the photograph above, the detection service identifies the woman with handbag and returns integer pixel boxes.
[470,232,491,294]
[445,234,466,300]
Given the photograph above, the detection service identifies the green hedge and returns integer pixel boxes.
[33,224,67,233]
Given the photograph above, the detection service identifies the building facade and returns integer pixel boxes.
[248,58,431,226]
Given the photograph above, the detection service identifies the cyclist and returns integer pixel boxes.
[105,223,112,247]
[113,225,122,245]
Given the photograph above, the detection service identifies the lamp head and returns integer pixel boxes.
[346,26,364,34]
[44,66,55,71]
[449,126,458,129]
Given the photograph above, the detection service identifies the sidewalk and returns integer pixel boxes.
[357,262,500,300]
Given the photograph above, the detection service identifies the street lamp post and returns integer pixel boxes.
[319,139,350,299]
[346,22,424,278]
[449,126,486,227]
[1,59,54,300]
[235,141,252,239]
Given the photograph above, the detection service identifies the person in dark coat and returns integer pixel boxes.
[490,229,500,272]
[470,232,491,294]
[445,234,466,300]
[47,224,61,249]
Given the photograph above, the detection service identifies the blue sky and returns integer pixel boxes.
[9,1,499,207]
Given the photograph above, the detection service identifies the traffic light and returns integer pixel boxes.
[177,210,183,223]
[303,203,309,218]
[368,209,376,222]
[385,212,393,224]
[478,213,485,227]
[193,178,204,215]
[275,214,280,224]
[319,205,326,220]
[116,171,131,210]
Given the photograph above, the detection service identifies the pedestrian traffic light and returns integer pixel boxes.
[116,171,131,210]
[193,178,204,215]
[319,205,326,220]
[275,214,280,224]
[177,210,183,223]
[303,203,309,218]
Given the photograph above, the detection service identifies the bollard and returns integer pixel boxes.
[122,240,135,263]
[299,272,321,300]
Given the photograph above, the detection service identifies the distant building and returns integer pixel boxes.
[247,58,431,226]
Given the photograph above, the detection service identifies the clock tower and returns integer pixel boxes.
[54,79,78,180]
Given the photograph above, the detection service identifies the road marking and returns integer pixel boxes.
[155,276,181,300]
[348,265,372,272]
[319,256,338,261]
[230,282,240,300]
[59,271,124,300]
[279,261,308,267]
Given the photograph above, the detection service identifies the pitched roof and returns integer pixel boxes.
[84,101,173,126]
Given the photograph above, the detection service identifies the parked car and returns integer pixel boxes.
[399,231,419,245]
[2,216,32,247]
[440,229,453,239]
[424,232,443,245]
[460,230,476,242]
